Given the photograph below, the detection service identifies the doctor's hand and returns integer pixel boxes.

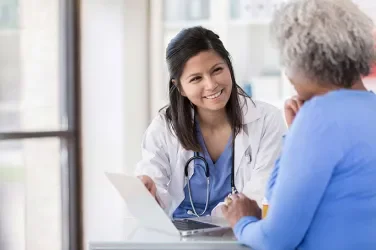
[284,96,304,128]
[221,193,261,228]
[138,175,161,205]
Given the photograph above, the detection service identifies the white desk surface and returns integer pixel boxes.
[89,218,250,250]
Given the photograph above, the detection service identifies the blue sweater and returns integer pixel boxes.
[234,90,376,250]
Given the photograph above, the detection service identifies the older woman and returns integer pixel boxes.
[222,0,376,249]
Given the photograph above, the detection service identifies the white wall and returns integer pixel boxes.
[80,0,149,248]
[123,0,150,175]
[149,0,165,117]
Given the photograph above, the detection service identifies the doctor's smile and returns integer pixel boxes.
[203,88,223,100]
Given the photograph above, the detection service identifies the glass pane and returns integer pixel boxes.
[229,0,278,21]
[164,0,210,21]
[0,0,18,29]
[0,0,65,132]
[0,138,63,250]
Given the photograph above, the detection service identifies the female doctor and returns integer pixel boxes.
[134,26,287,218]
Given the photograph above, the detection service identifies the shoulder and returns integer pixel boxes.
[242,97,286,131]
[243,98,287,140]
[143,108,175,144]
[295,92,342,123]
[146,110,168,133]
[300,90,368,117]
[289,93,344,135]
[253,100,283,119]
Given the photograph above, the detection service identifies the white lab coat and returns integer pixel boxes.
[134,97,287,217]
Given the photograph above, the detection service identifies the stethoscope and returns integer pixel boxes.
[184,140,237,217]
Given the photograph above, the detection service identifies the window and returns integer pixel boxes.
[0,0,81,250]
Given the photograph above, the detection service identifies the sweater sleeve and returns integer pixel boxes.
[233,100,345,250]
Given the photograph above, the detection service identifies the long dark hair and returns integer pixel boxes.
[163,26,249,152]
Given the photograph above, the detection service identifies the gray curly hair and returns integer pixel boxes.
[271,0,376,87]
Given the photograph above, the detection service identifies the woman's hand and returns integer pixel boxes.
[284,96,304,127]
[138,175,157,196]
[138,175,161,205]
[221,193,261,228]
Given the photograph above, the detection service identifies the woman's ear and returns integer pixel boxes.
[172,79,186,96]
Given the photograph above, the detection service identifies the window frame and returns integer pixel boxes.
[0,0,82,249]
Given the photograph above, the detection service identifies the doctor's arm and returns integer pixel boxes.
[242,109,287,206]
[134,116,172,212]
[232,103,345,250]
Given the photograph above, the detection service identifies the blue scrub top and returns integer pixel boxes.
[173,120,233,219]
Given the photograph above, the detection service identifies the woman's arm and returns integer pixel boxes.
[234,101,346,250]
[134,115,172,212]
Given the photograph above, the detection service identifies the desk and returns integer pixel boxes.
[89,218,250,250]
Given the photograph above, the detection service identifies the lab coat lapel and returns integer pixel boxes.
[234,127,250,176]
[234,97,261,176]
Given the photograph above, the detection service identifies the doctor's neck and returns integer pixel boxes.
[196,108,230,130]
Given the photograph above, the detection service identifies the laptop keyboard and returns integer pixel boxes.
[172,219,219,231]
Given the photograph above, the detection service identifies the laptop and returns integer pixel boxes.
[105,172,231,236]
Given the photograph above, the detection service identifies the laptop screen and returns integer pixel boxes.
[105,172,180,236]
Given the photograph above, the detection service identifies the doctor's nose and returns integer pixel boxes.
[204,77,218,91]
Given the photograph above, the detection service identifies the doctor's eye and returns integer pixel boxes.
[189,76,202,83]
[212,67,223,74]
